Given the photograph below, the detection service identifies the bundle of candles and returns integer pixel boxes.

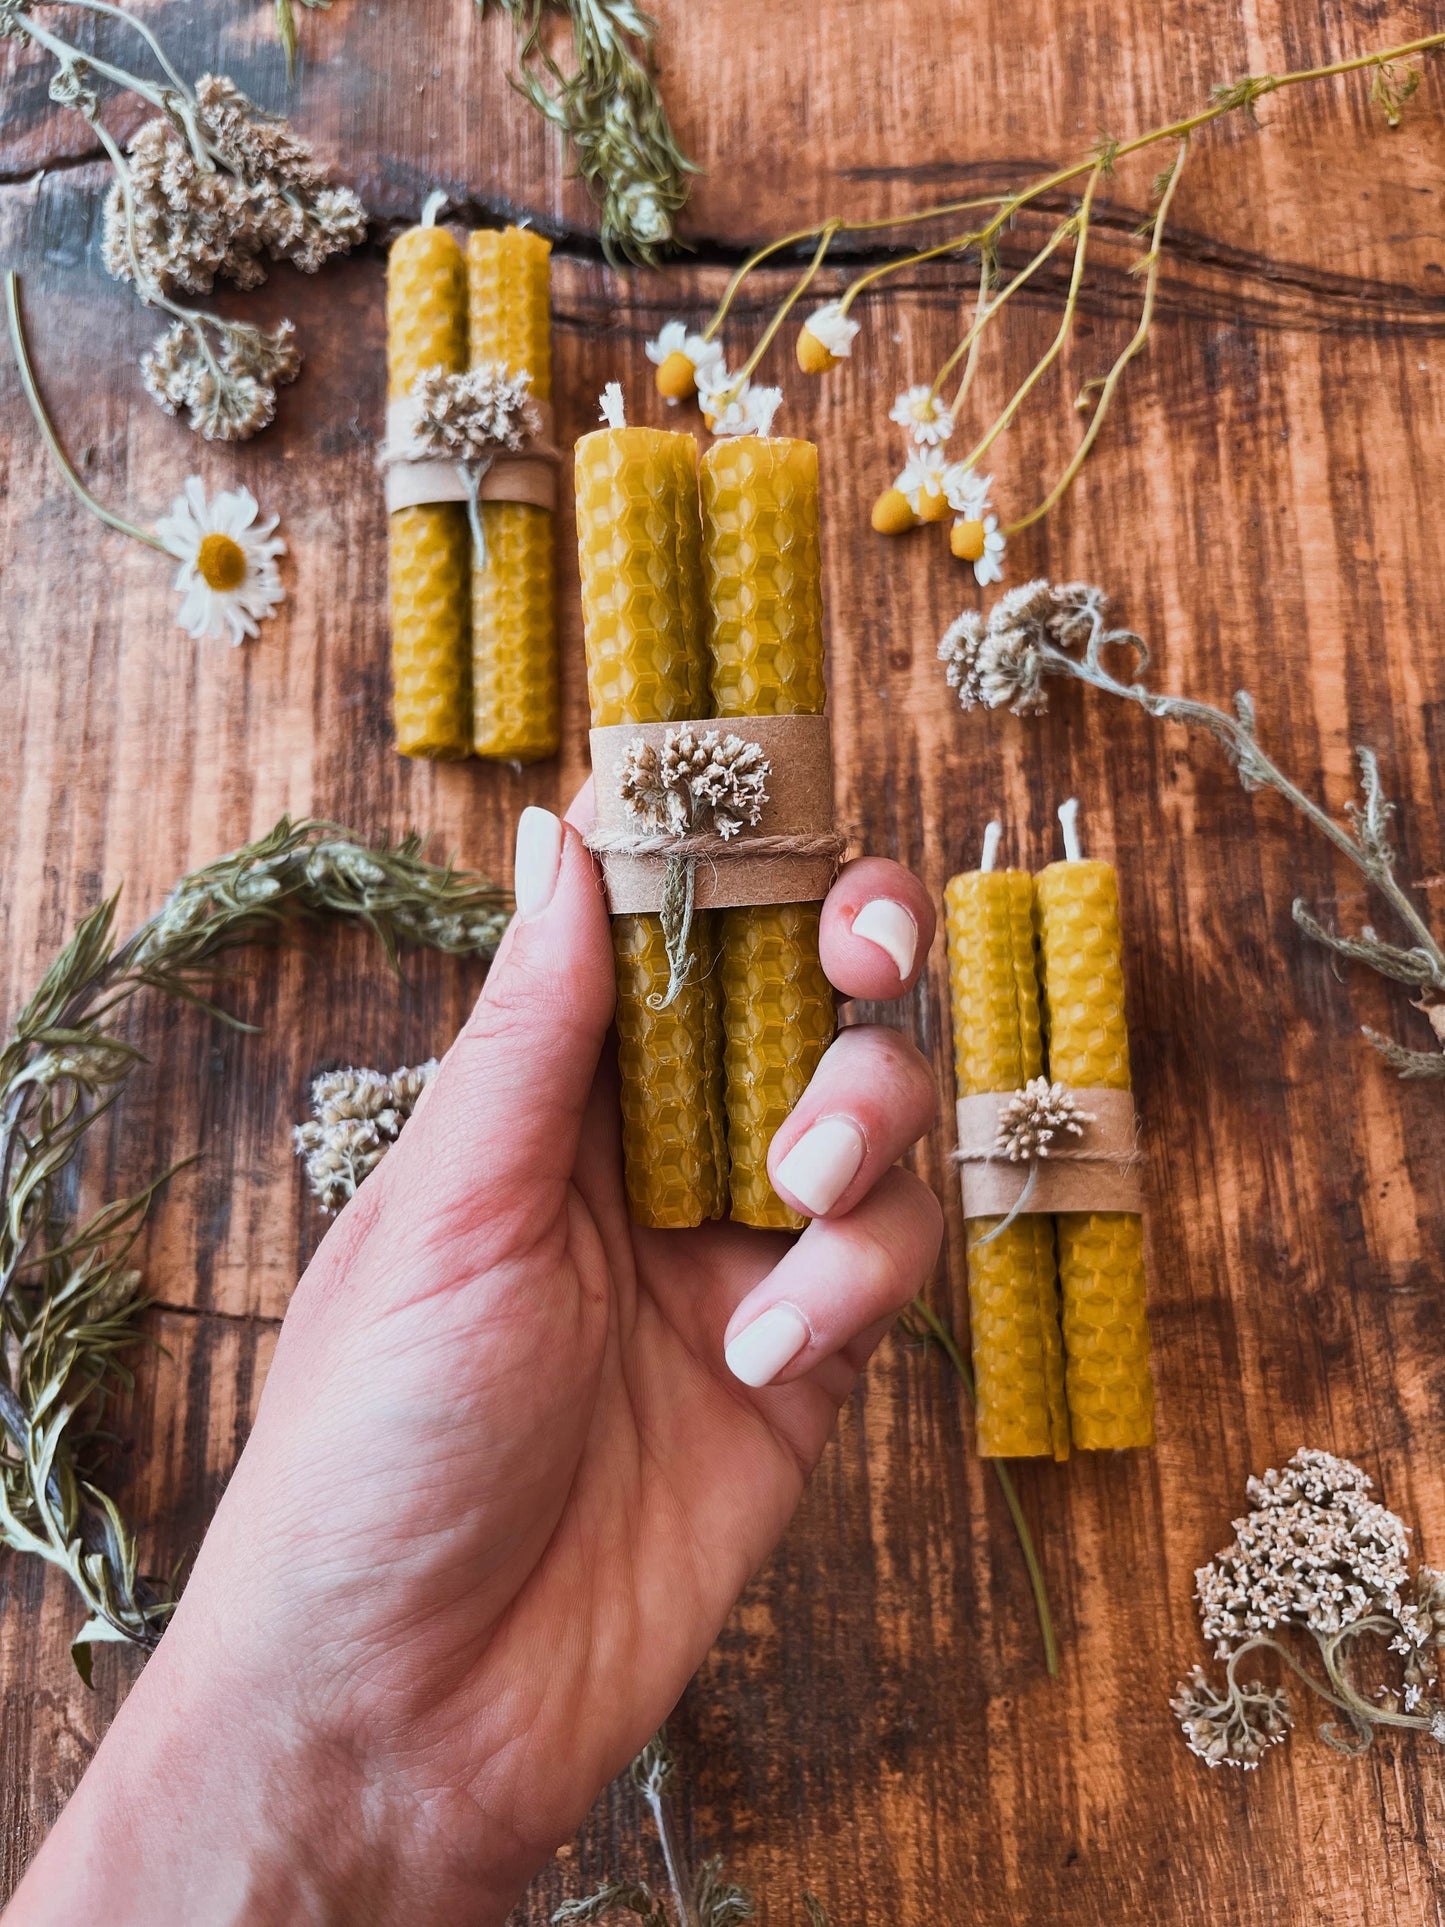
[575,408,838,1231]
[384,211,559,763]
[945,802,1154,1457]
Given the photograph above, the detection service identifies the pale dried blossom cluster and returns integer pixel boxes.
[938,579,1106,715]
[1173,1449,1445,1770]
[293,1062,438,1214]
[993,1079,1093,1162]
[102,76,366,296]
[618,727,771,840]
[142,317,302,442]
[409,366,541,462]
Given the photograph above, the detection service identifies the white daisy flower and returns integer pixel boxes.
[896,447,949,514]
[646,320,724,404]
[155,477,285,646]
[798,301,859,372]
[951,511,1007,586]
[696,361,747,432]
[889,384,954,446]
[599,381,627,428]
[943,463,992,517]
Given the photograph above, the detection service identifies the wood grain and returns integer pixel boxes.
[3,1,1445,1919]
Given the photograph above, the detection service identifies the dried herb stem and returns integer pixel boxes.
[903,1294,1061,1678]
[5,271,167,553]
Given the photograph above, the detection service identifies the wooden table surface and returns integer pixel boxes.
[4,2,1445,1920]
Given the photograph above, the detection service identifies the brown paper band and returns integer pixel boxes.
[955,1087,1144,1217]
[382,397,560,513]
[587,714,839,913]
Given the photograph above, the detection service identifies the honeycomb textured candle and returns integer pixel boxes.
[575,425,725,1227]
[945,870,1069,1461]
[387,225,471,759]
[1035,858,1155,1450]
[468,228,557,763]
[701,436,835,1230]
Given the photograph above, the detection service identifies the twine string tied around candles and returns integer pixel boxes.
[954,1080,1145,1235]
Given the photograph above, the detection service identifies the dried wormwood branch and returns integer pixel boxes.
[0,820,508,1673]
[1173,1449,1445,1768]
[476,0,697,264]
[938,580,1445,1077]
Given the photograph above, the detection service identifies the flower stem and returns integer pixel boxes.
[4,272,167,554]
[45,0,195,99]
[906,1294,1061,1678]
[934,222,1073,411]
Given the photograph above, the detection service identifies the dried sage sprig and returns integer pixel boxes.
[939,581,1445,1078]
[0,818,508,1676]
[477,0,696,263]
[1173,1449,1445,1768]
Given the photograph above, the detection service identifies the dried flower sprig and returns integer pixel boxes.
[898,1296,1060,1677]
[477,0,696,264]
[1173,1449,1445,1768]
[555,1730,826,1927]
[275,0,330,80]
[0,818,509,1673]
[618,727,771,841]
[1,0,366,437]
[294,1060,438,1214]
[7,274,289,647]
[647,31,1443,550]
[939,581,1445,1077]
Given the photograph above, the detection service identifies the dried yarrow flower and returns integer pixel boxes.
[1174,1448,1445,1771]
[410,365,541,462]
[994,1078,1093,1161]
[141,318,301,442]
[294,1060,438,1213]
[617,727,771,840]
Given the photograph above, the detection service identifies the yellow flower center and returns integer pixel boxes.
[910,395,936,422]
[197,532,248,592]
[951,518,987,562]
[654,349,698,402]
[916,483,951,524]
[795,327,836,376]
[871,488,917,536]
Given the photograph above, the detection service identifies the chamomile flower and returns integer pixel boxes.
[897,447,950,520]
[890,384,954,446]
[156,477,285,646]
[645,320,724,403]
[797,300,860,373]
[950,511,1007,585]
[943,463,993,518]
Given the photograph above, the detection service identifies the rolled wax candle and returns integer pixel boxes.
[468,226,558,763]
[700,436,836,1232]
[945,865,1070,1460]
[386,224,471,759]
[1034,853,1155,1450]
[575,423,726,1227]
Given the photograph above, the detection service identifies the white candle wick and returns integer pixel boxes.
[980,820,1002,873]
[1058,797,1083,862]
[420,189,448,228]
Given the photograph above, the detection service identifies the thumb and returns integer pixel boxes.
[379,805,616,1237]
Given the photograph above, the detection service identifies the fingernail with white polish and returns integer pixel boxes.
[514,807,563,918]
[774,1115,865,1216]
[851,898,918,980]
[725,1303,810,1389]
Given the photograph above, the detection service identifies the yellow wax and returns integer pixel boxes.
[701,436,835,1230]
[387,225,471,760]
[468,228,557,763]
[575,424,724,1227]
[944,869,1069,1460]
[1035,857,1155,1451]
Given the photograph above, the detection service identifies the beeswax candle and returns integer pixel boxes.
[701,436,835,1231]
[468,227,558,763]
[945,863,1070,1460]
[575,424,726,1227]
[1034,845,1155,1450]
[387,224,471,759]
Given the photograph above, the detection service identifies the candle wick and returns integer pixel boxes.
[1058,797,1083,862]
[421,189,448,228]
[980,819,1002,873]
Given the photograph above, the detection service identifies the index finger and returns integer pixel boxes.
[820,856,936,1000]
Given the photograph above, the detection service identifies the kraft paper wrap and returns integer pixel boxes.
[588,713,839,915]
[955,1087,1145,1216]
[383,398,560,513]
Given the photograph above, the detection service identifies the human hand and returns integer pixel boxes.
[8,802,941,1926]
